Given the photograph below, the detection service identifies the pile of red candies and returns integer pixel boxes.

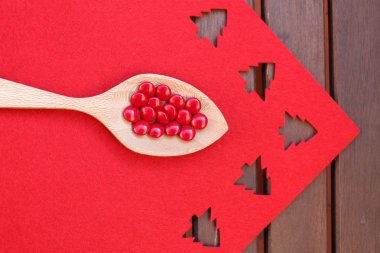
[123,82,208,141]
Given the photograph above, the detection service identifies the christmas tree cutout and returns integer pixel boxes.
[183,208,220,247]
[234,156,270,195]
[191,10,227,47]
[240,63,275,100]
[279,112,317,150]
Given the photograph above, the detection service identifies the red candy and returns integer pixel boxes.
[185,97,201,114]
[156,110,170,125]
[130,92,148,107]
[163,104,178,120]
[149,123,164,138]
[155,84,172,101]
[147,97,163,110]
[140,106,156,122]
[176,109,192,125]
[138,82,156,97]
[132,120,150,135]
[165,121,181,136]
[169,94,185,110]
[192,113,208,129]
[125,82,207,141]
[179,125,196,141]
[123,106,140,123]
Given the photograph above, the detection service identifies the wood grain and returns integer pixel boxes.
[263,1,329,252]
[331,0,380,252]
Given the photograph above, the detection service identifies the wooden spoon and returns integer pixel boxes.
[0,74,228,156]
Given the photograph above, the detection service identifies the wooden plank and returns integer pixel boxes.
[331,0,380,252]
[263,1,329,252]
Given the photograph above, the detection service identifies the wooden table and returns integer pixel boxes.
[191,1,380,252]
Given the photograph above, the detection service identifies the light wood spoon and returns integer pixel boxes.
[0,74,228,156]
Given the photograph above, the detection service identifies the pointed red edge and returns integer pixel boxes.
[0,0,359,252]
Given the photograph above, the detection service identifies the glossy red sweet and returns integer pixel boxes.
[138,82,155,97]
[156,110,170,125]
[185,97,201,114]
[179,125,196,141]
[147,97,163,110]
[169,94,185,110]
[140,106,156,122]
[155,84,172,101]
[176,109,192,125]
[191,113,208,129]
[130,92,148,107]
[163,104,178,120]
[132,120,150,135]
[165,121,181,136]
[149,123,165,138]
[123,106,140,123]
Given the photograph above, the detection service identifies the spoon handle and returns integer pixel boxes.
[0,78,78,110]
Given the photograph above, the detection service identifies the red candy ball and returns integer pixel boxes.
[130,92,148,107]
[185,97,201,114]
[156,110,170,125]
[132,120,150,135]
[140,106,156,122]
[179,125,196,141]
[149,123,165,138]
[147,97,163,110]
[123,106,140,123]
[155,84,172,101]
[163,104,178,120]
[192,113,208,129]
[165,121,181,136]
[138,82,156,97]
[176,109,192,125]
[169,94,185,110]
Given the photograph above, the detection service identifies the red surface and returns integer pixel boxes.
[0,0,359,252]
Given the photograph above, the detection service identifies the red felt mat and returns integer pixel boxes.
[0,0,358,252]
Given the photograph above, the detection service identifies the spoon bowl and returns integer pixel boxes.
[0,74,228,156]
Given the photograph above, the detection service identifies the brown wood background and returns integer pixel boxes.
[191,0,380,252]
